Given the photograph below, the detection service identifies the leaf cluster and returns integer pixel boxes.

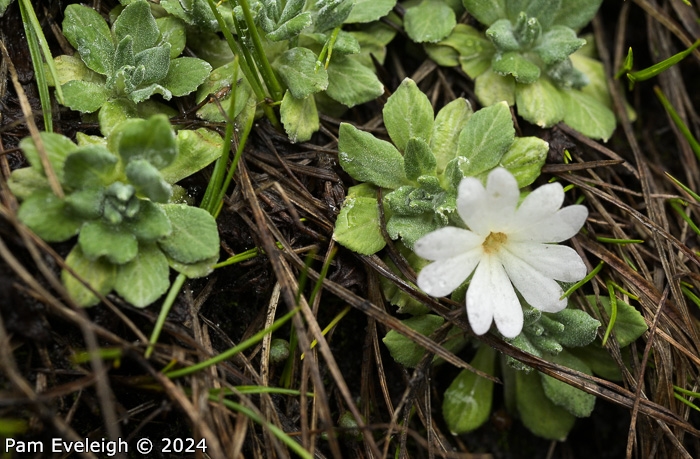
[9,116,221,307]
[424,0,616,140]
[333,78,548,254]
[54,1,212,134]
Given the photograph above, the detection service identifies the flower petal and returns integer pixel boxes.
[417,248,482,297]
[509,205,588,243]
[504,242,587,282]
[484,168,520,231]
[466,254,523,337]
[498,250,568,313]
[512,182,564,230]
[457,176,489,235]
[414,227,483,261]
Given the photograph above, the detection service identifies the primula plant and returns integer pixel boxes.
[8,115,221,308]
[52,0,212,134]
[425,0,617,140]
[333,78,548,254]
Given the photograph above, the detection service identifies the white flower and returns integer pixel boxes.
[414,168,588,338]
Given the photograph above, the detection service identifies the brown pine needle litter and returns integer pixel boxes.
[1,1,700,458]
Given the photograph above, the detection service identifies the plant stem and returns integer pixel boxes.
[145,273,187,358]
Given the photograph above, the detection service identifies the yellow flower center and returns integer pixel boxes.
[482,232,507,254]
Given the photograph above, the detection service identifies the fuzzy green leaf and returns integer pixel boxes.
[485,19,520,53]
[325,55,384,108]
[492,52,541,83]
[62,4,114,75]
[280,91,320,144]
[443,345,496,434]
[383,314,445,367]
[446,24,494,78]
[60,80,109,114]
[544,308,600,348]
[540,351,596,417]
[160,57,212,97]
[536,26,586,65]
[17,191,83,242]
[474,68,515,106]
[167,254,218,278]
[383,78,434,152]
[461,0,506,26]
[123,200,172,242]
[160,128,223,184]
[404,138,436,181]
[114,36,135,71]
[552,0,603,31]
[114,243,170,307]
[51,55,105,87]
[7,168,50,201]
[457,101,514,176]
[20,132,77,180]
[314,0,354,33]
[134,44,172,85]
[113,0,160,53]
[404,0,456,44]
[125,159,172,203]
[273,47,329,99]
[64,187,106,220]
[157,16,187,58]
[515,79,565,127]
[516,369,576,441]
[267,13,313,41]
[588,295,648,348]
[63,146,118,188]
[345,0,395,23]
[431,98,473,173]
[333,184,385,255]
[386,213,440,249]
[498,136,548,187]
[115,115,177,169]
[99,99,138,137]
[79,220,138,264]
[158,204,219,264]
[506,0,560,30]
[338,123,408,189]
[62,245,117,307]
[561,89,616,141]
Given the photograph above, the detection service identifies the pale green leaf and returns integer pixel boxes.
[544,308,600,348]
[123,200,172,242]
[114,243,170,307]
[561,89,616,141]
[314,0,353,32]
[167,254,218,278]
[134,44,171,85]
[0,0,12,17]
[160,57,212,97]
[457,101,514,176]
[62,4,114,75]
[7,168,50,200]
[60,80,109,113]
[113,0,160,53]
[17,191,82,242]
[115,115,177,169]
[492,51,541,83]
[125,159,172,203]
[63,146,118,188]
[540,351,596,417]
[516,369,576,441]
[383,78,434,152]
[64,187,106,220]
[474,68,515,106]
[267,13,312,41]
[338,123,408,189]
[498,136,548,187]
[443,345,496,434]
[552,0,603,31]
[62,245,117,307]
[588,295,648,348]
[114,36,135,71]
[404,0,456,43]
[280,91,320,143]
[462,0,506,26]
[99,98,138,137]
[383,314,444,368]
[273,47,329,99]
[386,212,440,249]
[78,220,138,264]
[50,55,105,86]
[333,185,385,255]
[536,26,586,65]
[345,0,395,23]
[326,55,384,108]
[506,0,560,30]
[515,79,565,127]
[129,83,172,104]
[160,129,223,184]
[157,16,187,58]
[158,204,220,264]
[431,98,473,173]
[19,132,77,180]
[404,138,436,181]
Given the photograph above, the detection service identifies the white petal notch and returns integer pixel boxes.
[416,168,588,338]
